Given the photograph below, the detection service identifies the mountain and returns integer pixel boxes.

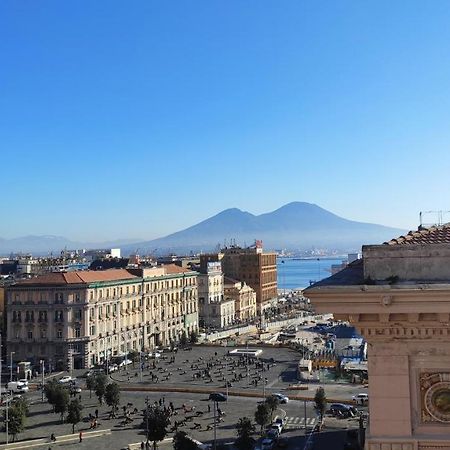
[0,235,142,256]
[122,202,406,255]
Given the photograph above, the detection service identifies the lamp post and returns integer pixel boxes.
[262,377,268,400]
[9,352,15,382]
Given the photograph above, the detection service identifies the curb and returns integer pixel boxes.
[0,428,111,450]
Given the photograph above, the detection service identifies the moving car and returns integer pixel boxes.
[58,376,73,384]
[208,392,227,402]
[271,393,289,404]
[329,403,358,417]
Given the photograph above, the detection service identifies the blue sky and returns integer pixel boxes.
[2,1,450,241]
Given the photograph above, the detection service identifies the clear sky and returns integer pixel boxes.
[2,1,450,242]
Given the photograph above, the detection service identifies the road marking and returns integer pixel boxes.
[284,416,316,428]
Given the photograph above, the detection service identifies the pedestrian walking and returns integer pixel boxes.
[140,442,145,450]
[50,433,56,442]
[95,409,99,418]
[79,431,83,442]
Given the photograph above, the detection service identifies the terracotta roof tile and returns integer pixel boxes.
[162,264,191,274]
[385,223,450,246]
[17,269,138,286]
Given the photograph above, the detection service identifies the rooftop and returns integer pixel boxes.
[385,223,450,246]
[15,269,139,286]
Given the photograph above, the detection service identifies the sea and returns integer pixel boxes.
[276,257,345,291]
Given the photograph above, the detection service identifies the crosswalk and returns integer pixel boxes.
[284,416,317,429]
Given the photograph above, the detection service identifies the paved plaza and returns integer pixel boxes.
[0,345,368,449]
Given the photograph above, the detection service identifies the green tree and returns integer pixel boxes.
[145,405,170,450]
[173,430,199,450]
[189,330,198,344]
[54,386,70,422]
[44,379,59,411]
[235,417,254,450]
[94,372,108,405]
[105,382,121,412]
[67,399,83,433]
[179,331,188,348]
[86,374,95,398]
[8,406,25,442]
[254,403,271,435]
[314,386,327,423]
[13,397,29,416]
[265,395,280,421]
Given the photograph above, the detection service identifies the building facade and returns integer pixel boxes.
[200,242,277,313]
[6,265,198,369]
[224,277,257,322]
[197,262,235,329]
[305,224,450,450]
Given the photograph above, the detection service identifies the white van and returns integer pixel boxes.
[6,381,29,394]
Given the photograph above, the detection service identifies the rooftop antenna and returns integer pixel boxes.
[419,210,450,228]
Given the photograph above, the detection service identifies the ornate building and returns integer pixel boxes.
[6,265,198,369]
[224,277,257,322]
[305,224,450,450]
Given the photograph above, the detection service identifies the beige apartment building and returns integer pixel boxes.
[6,265,198,369]
[200,242,277,313]
[224,277,257,322]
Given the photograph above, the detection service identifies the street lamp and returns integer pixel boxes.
[9,352,15,382]
[262,377,268,399]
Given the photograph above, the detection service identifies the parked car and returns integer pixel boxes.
[147,351,161,359]
[6,382,29,394]
[261,438,276,450]
[271,393,289,404]
[266,428,280,440]
[58,376,73,384]
[208,392,227,402]
[352,393,369,405]
[270,422,283,434]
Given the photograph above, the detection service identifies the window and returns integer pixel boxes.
[27,330,33,340]
[75,293,80,302]
[75,328,81,338]
[57,330,63,339]
[90,326,96,336]
[40,329,47,339]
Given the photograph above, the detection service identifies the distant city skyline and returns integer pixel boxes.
[2,1,450,241]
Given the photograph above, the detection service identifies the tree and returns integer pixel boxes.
[265,395,280,421]
[13,397,29,417]
[67,399,83,434]
[8,406,25,442]
[94,372,108,405]
[44,379,59,411]
[314,386,327,423]
[173,431,199,450]
[145,405,170,450]
[105,382,121,412]
[254,403,271,435]
[235,417,254,450]
[86,374,95,398]
[189,330,198,344]
[54,386,70,422]
[128,350,140,368]
[179,331,188,348]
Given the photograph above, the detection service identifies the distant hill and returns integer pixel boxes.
[0,203,406,256]
[0,235,141,256]
[122,202,405,255]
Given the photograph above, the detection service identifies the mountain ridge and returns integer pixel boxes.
[0,202,407,255]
